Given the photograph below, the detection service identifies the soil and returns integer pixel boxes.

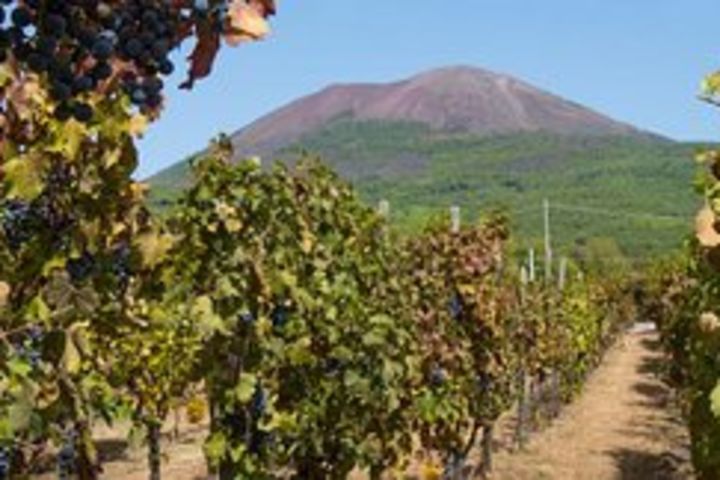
[491,327,692,479]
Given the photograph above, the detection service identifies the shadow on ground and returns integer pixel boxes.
[607,448,688,480]
[97,438,132,464]
[608,333,692,479]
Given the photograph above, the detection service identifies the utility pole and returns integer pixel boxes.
[544,198,552,283]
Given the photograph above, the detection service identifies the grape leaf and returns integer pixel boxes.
[0,282,10,309]
[696,206,720,248]
[711,381,720,418]
[225,1,272,46]
[180,24,220,90]
[3,155,44,200]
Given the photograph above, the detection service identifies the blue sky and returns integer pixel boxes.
[136,0,720,178]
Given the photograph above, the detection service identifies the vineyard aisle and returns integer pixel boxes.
[492,324,692,480]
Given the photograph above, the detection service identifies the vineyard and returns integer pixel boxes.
[0,1,719,480]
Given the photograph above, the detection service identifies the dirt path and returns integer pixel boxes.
[491,326,692,480]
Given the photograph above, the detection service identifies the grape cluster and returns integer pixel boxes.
[1,200,37,250]
[111,242,132,291]
[476,372,493,395]
[429,364,448,387]
[270,304,289,329]
[0,0,234,122]
[13,325,44,368]
[0,446,11,480]
[251,383,266,416]
[324,357,343,377]
[66,251,95,283]
[238,310,255,325]
[1,196,74,251]
[57,428,77,480]
[448,293,463,320]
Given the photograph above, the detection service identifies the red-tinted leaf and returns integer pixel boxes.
[180,24,221,90]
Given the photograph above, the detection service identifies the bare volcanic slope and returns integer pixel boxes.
[229,65,643,157]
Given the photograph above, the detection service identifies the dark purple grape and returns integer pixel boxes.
[91,61,113,81]
[44,14,67,37]
[66,251,95,283]
[51,81,72,101]
[26,52,48,72]
[91,38,113,60]
[11,8,32,29]
[72,75,95,94]
[124,38,144,58]
[271,305,289,329]
[54,103,73,121]
[72,103,93,123]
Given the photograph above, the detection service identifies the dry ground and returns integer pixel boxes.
[491,327,692,480]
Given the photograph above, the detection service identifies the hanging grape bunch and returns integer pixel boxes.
[0,0,274,142]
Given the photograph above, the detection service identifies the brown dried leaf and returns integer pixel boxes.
[225,0,272,46]
[180,25,221,90]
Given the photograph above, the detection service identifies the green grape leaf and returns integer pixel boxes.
[62,329,82,375]
[4,156,44,200]
[204,432,228,466]
[235,373,257,403]
[710,381,720,418]
[135,231,176,269]
[191,295,228,336]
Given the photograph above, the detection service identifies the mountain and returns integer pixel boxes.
[150,66,703,260]
[228,65,648,158]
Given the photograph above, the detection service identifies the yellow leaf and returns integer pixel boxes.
[135,231,175,268]
[300,231,314,254]
[192,295,228,336]
[129,114,149,137]
[420,461,443,480]
[130,182,149,201]
[62,329,81,375]
[3,156,43,200]
[41,256,67,276]
[696,206,720,248]
[0,282,10,308]
[235,373,257,402]
[47,120,85,159]
[225,218,242,233]
[103,148,122,168]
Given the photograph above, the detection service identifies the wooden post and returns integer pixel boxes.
[378,199,390,218]
[450,205,461,233]
[481,423,494,476]
[544,199,552,283]
[528,249,536,283]
[516,266,529,450]
[558,257,568,291]
[147,422,161,480]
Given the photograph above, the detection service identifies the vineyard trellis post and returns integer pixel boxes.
[544,198,553,283]
[378,199,390,218]
[558,257,568,291]
[451,205,461,233]
[516,266,530,450]
[550,256,569,417]
[528,249,536,282]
